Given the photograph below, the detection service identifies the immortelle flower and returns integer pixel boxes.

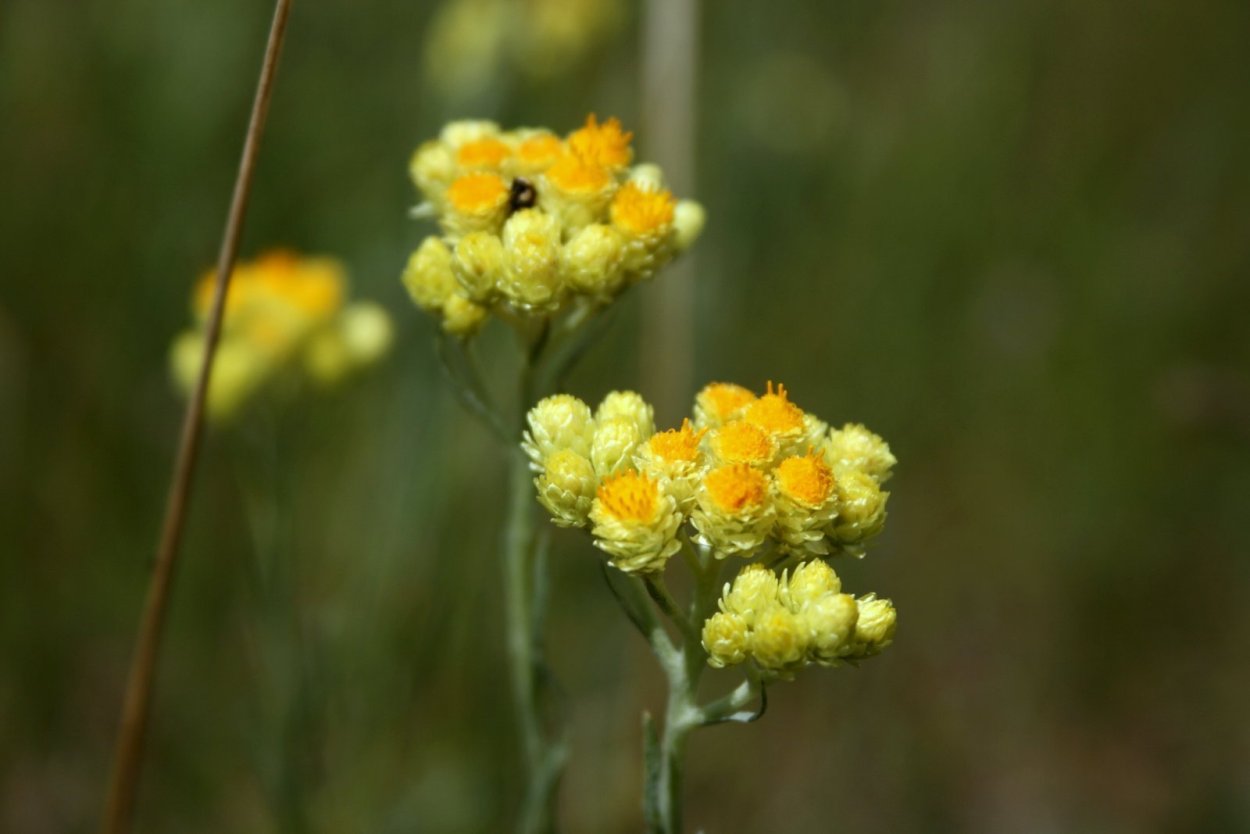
[401,115,704,337]
[589,470,682,574]
[773,450,840,555]
[522,393,596,469]
[535,449,598,528]
[170,250,392,420]
[635,419,706,511]
[824,422,898,483]
[691,463,776,558]
[523,381,901,828]
[526,381,896,566]
[693,382,757,430]
[703,559,894,679]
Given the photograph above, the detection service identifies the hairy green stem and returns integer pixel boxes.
[639,540,771,831]
[504,357,567,833]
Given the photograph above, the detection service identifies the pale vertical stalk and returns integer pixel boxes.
[101,3,292,832]
[640,0,700,423]
[641,553,721,834]
[504,356,567,833]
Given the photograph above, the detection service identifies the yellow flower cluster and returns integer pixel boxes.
[402,116,705,336]
[424,0,623,97]
[702,561,896,678]
[170,250,393,421]
[523,381,894,573]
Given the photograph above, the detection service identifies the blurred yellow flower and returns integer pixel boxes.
[171,250,392,421]
[424,0,624,99]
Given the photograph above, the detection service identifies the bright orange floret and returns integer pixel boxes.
[649,419,706,463]
[704,464,768,512]
[744,382,805,436]
[567,114,633,168]
[517,133,564,169]
[610,182,675,235]
[712,421,773,465]
[597,470,660,522]
[546,152,613,194]
[776,450,835,506]
[456,137,512,169]
[447,172,508,213]
[700,382,757,422]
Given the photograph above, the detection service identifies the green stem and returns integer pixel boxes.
[641,550,724,834]
[503,358,567,834]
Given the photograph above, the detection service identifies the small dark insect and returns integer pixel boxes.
[508,177,537,213]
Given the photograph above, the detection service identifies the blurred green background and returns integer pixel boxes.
[3,0,1249,831]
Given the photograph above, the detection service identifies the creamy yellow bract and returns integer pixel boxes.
[169,250,393,421]
[402,115,705,335]
[704,561,896,679]
[524,380,899,681]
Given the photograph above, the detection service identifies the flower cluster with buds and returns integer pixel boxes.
[525,381,893,571]
[524,380,898,679]
[170,250,393,420]
[702,561,896,679]
[402,115,705,336]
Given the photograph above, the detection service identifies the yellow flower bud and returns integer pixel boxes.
[590,416,645,478]
[781,558,841,612]
[589,470,682,573]
[701,611,749,669]
[172,335,269,422]
[673,200,705,252]
[749,606,805,673]
[500,208,564,312]
[304,327,352,385]
[693,382,757,429]
[843,595,897,659]
[829,469,888,555]
[535,449,598,528]
[802,593,859,664]
[595,390,655,438]
[452,231,505,302]
[338,302,394,367]
[409,140,456,203]
[439,119,502,148]
[627,163,665,190]
[824,422,897,483]
[560,223,626,297]
[522,394,595,469]
[719,563,780,624]
[303,302,392,386]
[401,237,457,313]
[170,330,204,395]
